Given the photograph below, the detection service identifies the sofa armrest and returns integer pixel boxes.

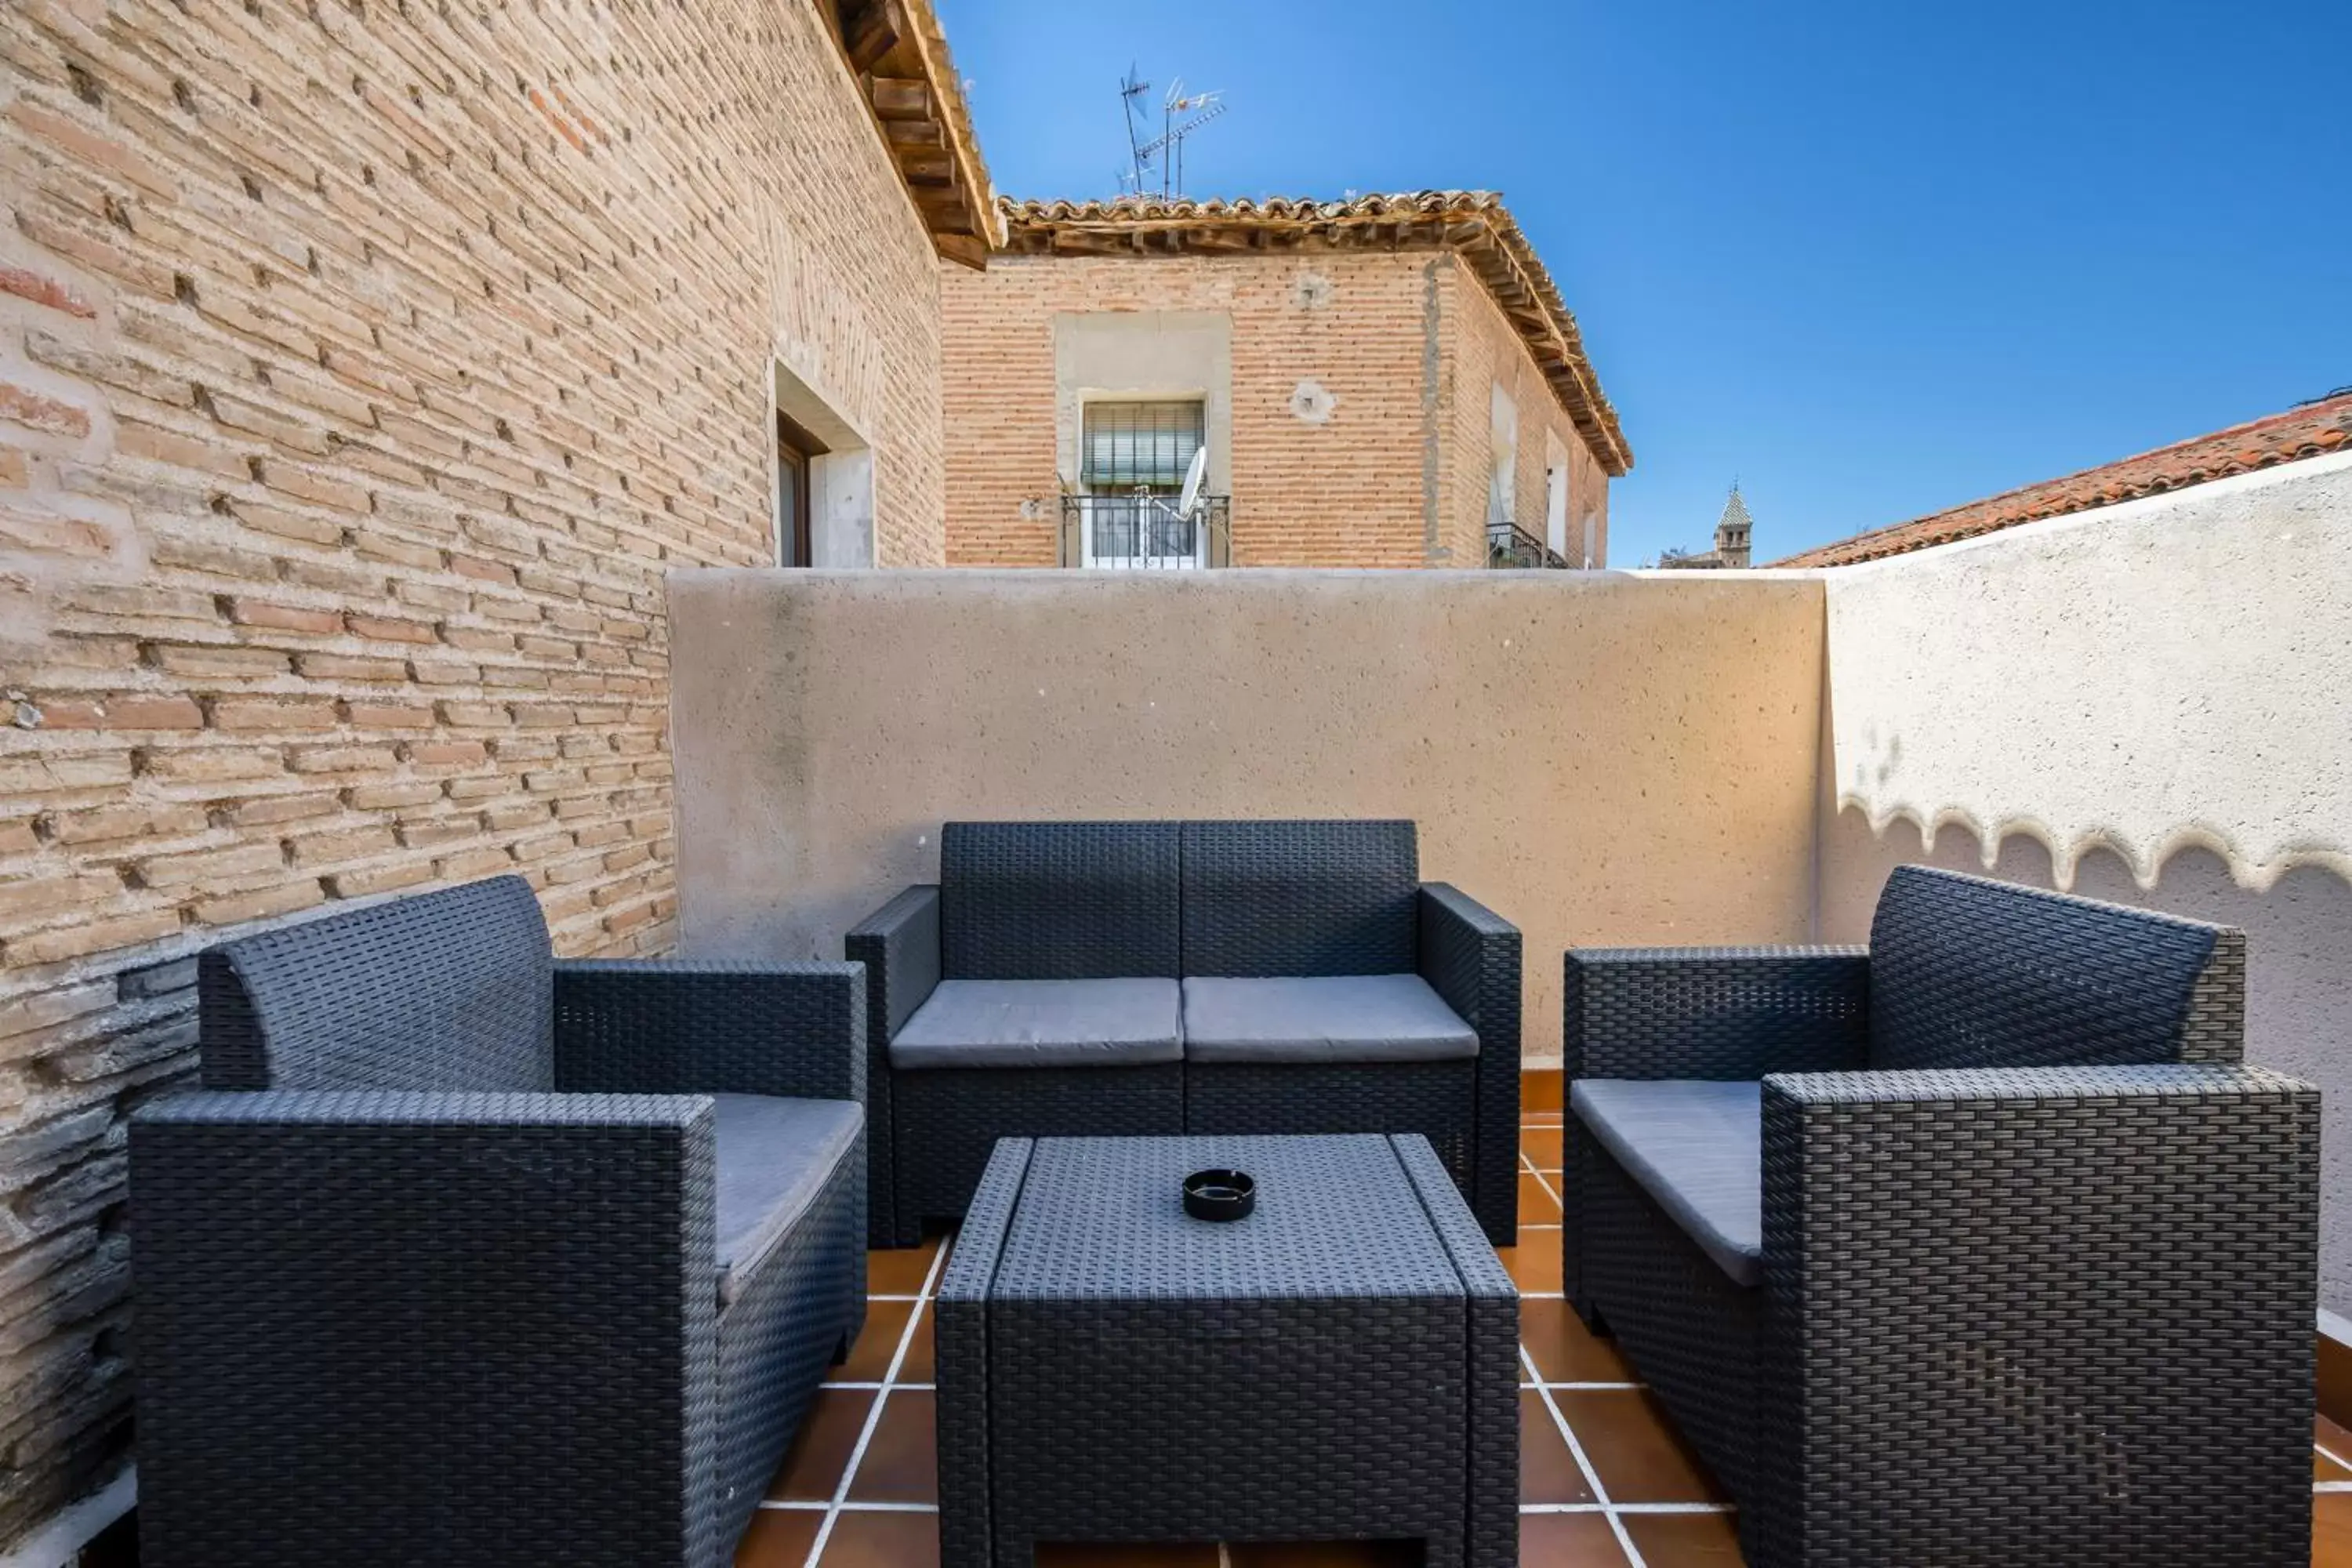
[1754,1063,2318,1555]
[1419,884,1522,1244]
[553,960,866,1105]
[1565,947,1869,1081]
[844,886,940,1247]
[130,1090,724,1563]
[844,885,942,1047]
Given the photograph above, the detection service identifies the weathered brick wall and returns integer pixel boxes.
[1443,260,1610,567]
[0,0,944,1541]
[940,246,1610,569]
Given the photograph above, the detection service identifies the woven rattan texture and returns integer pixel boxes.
[1754,1064,2315,1566]
[1420,883,1524,1244]
[1184,1059,1473,1210]
[1574,1127,1761,1506]
[553,961,866,1104]
[1562,948,1871,1082]
[200,873,554,1091]
[891,1063,1183,1243]
[844,885,942,1247]
[939,1134,1513,1566]
[1867,865,2238,1071]
[1179,819,1419,977]
[935,1138,1033,1568]
[132,1092,726,1567]
[941,822,1180,980]
[710,1145,864,1550]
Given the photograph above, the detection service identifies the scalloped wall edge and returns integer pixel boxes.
[1832,799,2352,895]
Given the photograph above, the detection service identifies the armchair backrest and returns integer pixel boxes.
[939,821,1181,979]
[1867,865,2243,1071]
[1180,819,1418,977]
[199,875,557,1091]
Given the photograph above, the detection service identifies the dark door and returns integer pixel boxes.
[777,418,813,568]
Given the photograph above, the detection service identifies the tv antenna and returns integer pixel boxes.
[1118,67,1227,199]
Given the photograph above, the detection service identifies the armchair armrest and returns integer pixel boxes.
[1753,1064,2317,1552]
[1565,946,1869,1081]
[553,960,866,1104]
[130,1090,723,1563]
[1419,883,1522,1246]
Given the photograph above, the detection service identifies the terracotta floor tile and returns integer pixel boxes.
[1225,1541,1423,1566]
[847,1389,938,1504]
[1518,1297,1632,1385]
[818,1508,941,1567]
[1035,1544,1222,1566]
[836,1298,915,1382]
[2318,1449,2352,1483]
[734,1506,823,1566]
[1618,1510,1744,1566]
[1517,1511,1631,1564]
[1498,1239,1563,1295]
[2316,1494,2352,1568]
[867,1236,944,1296]
[1521,1388,1598,1504]
[1522,1126,1563,1171]
[1553,1389,1725,1504]
[900,1301,937,1382]
[1523,1110,1566,1127]
[764,1388,874,1501]
[1519,1171,1563,1221]
[2323,1417,2352,1458]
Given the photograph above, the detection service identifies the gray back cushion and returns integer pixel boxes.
[200,875,555,1091]
[1867,865,2224,1072]
[940,821,1181,979]
[1181,819,1418,977]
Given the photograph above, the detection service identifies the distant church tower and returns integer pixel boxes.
[1715,483,1753,568]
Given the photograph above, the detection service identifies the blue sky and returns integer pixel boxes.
[932,0,2350,565]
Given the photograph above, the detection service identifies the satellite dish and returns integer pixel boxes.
[1178,446,1208,518]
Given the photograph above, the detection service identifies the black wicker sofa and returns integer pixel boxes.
[131,875,869,1568]
[1563,864,2318,1566]
[848,818,1522,1248]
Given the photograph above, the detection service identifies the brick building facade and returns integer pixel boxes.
[941,193,1631,570]
[0,0,991,1544]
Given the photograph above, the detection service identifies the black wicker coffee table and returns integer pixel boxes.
[938,1133,1517,1566]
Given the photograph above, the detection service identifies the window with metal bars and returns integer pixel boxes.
[1080,400,1203,492]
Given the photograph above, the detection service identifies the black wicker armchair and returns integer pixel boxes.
[1562,865,2318,1566]
[848,819,1521,1247]
[131,875,869,1568]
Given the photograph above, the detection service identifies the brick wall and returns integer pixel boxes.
[940,246,1611,569]
[1446,260,1610,567]
[0,0,945,1542]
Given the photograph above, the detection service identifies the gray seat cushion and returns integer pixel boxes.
[1570,1079,1762,1287]
[713,1094,863,1309]
[888,978,1183,1070]
[1181,974,1478,1065]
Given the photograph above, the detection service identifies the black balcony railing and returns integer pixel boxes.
[1487,518,1570,569]
[1062,493,1232,568]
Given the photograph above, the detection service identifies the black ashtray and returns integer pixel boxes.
[1182,1168,1255,1221]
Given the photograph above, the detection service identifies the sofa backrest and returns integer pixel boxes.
[1180,819,1419,977]
[939,821,1181,979]
[200,875,557,1091]
[1867,865,2243,1071]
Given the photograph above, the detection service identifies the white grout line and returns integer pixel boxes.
[1524,1344,1650,1568]
[797,1240,949,1567]
[2320,1438,2352,1473]
[818,1381,935,1392]
[1523,1381,1646,1392]
[1520,1152,1563,1211]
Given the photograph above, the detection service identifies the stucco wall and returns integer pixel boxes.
[669,568,1824,1061]
[1819,452,2352,1313]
